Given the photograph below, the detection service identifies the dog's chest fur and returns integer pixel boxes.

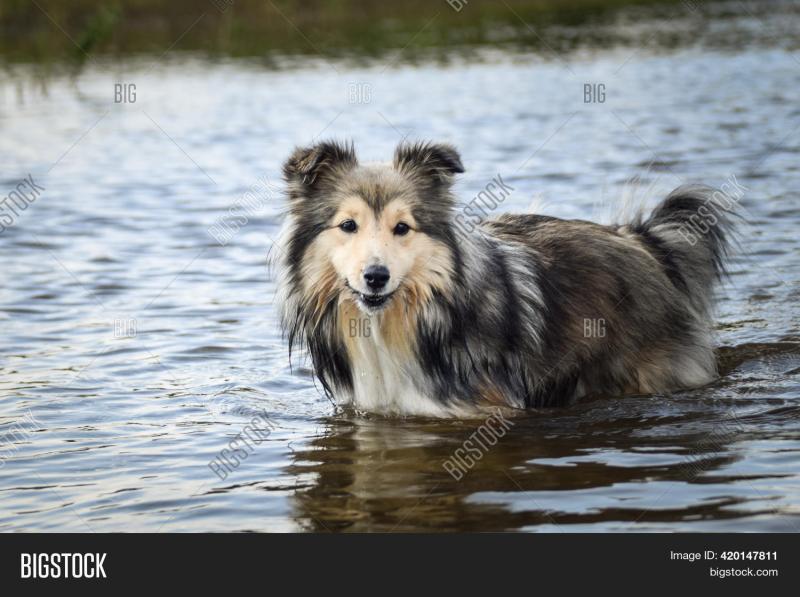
[341,310,453,417]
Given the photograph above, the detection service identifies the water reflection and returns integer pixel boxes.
[290,343,800,531]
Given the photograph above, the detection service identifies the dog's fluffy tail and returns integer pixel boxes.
[629,184,737,316]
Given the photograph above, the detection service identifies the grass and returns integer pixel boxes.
[0,0,689,64]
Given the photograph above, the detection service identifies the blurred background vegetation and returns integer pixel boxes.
[0,0,688,63]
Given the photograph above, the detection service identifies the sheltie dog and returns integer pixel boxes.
[275,140,735,417]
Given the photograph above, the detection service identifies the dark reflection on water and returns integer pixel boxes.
[1,1,799,531]
[291,343,800,532]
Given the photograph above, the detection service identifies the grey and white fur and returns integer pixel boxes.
[275,140,735,417]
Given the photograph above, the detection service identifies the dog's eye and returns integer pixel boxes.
[393,222,410,236]
[339,219,357,233]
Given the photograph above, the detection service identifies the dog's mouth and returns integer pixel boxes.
[359,293,391,308]
[346,282,394,310]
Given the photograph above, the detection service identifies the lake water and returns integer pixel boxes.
[1,1,799,531]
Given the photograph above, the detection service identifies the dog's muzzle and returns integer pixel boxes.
[346,280,394,310]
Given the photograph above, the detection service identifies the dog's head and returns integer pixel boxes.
[282,140,462,315]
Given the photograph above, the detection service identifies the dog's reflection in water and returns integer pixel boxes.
[285,405,742,532]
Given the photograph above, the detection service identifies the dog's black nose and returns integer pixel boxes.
[363,265,390,291]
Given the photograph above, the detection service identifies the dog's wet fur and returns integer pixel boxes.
[276,140,735,417]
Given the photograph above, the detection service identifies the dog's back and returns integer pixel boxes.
[481,185,735,406]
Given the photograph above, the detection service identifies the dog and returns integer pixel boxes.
[275,140,735,417]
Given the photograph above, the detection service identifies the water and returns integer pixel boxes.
[1,2,799,532]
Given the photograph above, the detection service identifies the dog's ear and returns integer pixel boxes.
[393,141,464,186]
[283,140,357,190]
